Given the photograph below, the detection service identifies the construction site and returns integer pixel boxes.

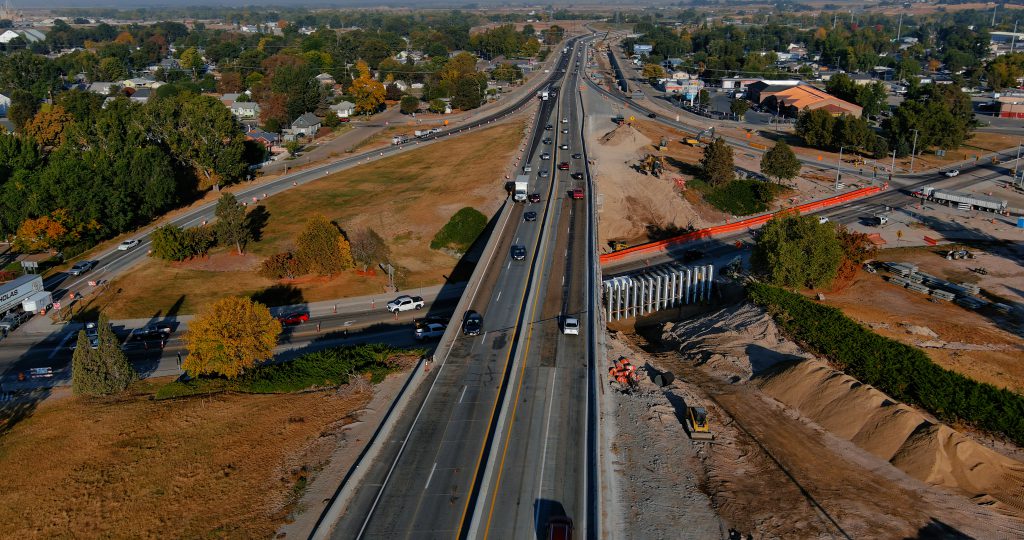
[600,290,1024,539]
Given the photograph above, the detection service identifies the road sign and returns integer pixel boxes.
[629,116,635,122]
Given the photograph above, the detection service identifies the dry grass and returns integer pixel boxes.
[90,121,525,318]
[0,378,374,538]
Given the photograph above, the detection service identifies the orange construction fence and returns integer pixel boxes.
[600,186,882,264]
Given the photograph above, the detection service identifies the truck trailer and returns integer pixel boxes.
[0,274,44,316]
[514,175,529,202]
[917,186,1007,213]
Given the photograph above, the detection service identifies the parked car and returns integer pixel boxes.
[528,193,542,203]
[462,310,483,336]
[118,239,140,251]
[562,316,580,335]
[386,295,425,313]
[524,211,538,222]
[511,245,527,261]
[277,311,310,325]
[68,260,97,276]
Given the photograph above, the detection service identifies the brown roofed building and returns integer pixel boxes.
[750,82,863,118]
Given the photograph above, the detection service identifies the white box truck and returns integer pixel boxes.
[0,274,44,316]
[514,175,529,202]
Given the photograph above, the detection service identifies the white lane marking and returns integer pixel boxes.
[496,291,502,302]
[481,331,488,342]
[515,237,520,244]
[459,385,468,404]
[50,332,75,360]
[562,275,565,285]
[534,370,558,532]
[424,462,438,490]
[507,261,512,270]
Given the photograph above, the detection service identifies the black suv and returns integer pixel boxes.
[463,310,483,336]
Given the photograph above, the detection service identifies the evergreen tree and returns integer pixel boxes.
[699,137,734,186]
[71,315,136,396]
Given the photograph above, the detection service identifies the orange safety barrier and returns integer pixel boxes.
[600,186,881,264]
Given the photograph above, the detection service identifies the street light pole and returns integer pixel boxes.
[1015,141,1022,177]
[909,129,919,174]
[835,146,845,191]
[890,149,897,174]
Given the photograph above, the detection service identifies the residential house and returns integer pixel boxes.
[0,28,45,44]
[246,128,281,148]
[315,73,336,86]
[391,80,410,92]
[230,101,260,120]
[0,93,9,116]
[128,88,153,104]
[330,101,356,118]
[122,77,159,90]
[287,112,322,139]
[751,82,863,118]
[850,73,875,85]
[220,93,242,107]
[87,82,119,95]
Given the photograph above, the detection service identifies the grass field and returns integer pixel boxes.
[0,378,376,538]
[86,120,525,318]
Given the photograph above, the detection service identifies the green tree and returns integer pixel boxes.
[183,296,282,379]
[729,98,750,118]
[698,137,734,186]
[295,214,354,275]
[214,192,249,255]
[147,93,246,189]
[698,89,711,109]
[400,95,420,114]
[760,141,801,185]
[178,47,203,80]
[429,98,447,114]
[8,90,39,132]
[71,315,137,396]
[451,74,483,110]
[796,108,836,149]
[752,213,843,289]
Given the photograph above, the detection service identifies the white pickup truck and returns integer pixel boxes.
[386,295,425,313]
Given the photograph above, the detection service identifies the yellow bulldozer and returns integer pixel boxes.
[686,406,714,440]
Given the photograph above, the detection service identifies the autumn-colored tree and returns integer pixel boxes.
[179,47,204,80]
[642,63,666,82]
[217,71,244,94]
[349,60,386,115]
[14,209,77,252]
[23,105,74,149]
[259,251,305,279]
[183,297,282,379]
[295,214,354,275]
[114,31,135,45]
[260,92,289,128]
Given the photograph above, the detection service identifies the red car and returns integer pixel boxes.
[557,161,570,170]
[571,188,584,200]
[277,312,310,325]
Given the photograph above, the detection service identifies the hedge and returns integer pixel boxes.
[156,343,415,399]
[748,283,1024,446]
[430,207,487,252]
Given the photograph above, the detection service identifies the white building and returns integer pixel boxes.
[230,101,260,119]
[0,93,10,116]
[330,101,355,118]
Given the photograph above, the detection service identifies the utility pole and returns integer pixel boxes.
[993,4,998,27]
[891,149,897,175]
[1015,141,1022,177]
[909,129,920,174]
[835,146,846,191]
[896,12,904,42]
[1013,20,1019,52]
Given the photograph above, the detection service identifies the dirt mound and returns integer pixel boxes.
[599,123,648,147]
[662,303,1024,517]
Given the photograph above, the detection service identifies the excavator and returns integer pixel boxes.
[686,406,714,440]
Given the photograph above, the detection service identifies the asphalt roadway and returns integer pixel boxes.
[325,39,583,540]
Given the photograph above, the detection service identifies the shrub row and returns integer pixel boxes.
[748,282,1024,446]
[156,343,415,399]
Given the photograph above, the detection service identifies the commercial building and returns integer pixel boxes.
[747,81,862,118]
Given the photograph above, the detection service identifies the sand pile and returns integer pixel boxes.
[598,123,648,147]
[662,303,1024,516]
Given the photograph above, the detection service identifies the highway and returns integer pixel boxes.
[323,38,589,539]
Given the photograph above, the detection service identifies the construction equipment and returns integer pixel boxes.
[945,249,975,260]
[609,240,628,252]
[686,406,714,440]
[696,126,715,143]
[639,154,665,177]
[608,357,640,392]
[657,136,668,151]
[682,137,702,147]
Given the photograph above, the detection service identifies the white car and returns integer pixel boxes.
[540,153,551,160]
[386,295,425,313]
[818,216,830,224]
[561,117,569,123]
[118,239,140,251]
[562,316,580,335]
[944,169,960,177]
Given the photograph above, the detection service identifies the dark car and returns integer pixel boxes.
[511,245,527,260]
[68,260,97,276]
[682,249,704,263]
[462,310,483,336]
[545,124,553,130]
[571,153,582,159]
[277,311,310,325]
[136,323,173,340]
[524,211,538,222]
[571,172,584,180]
[647,112,656,118]
[547,516,574,540]
[543,137,553,144]
[528,193,541,203]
